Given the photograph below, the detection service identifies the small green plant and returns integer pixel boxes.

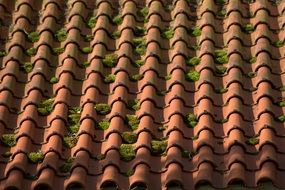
[185,70,200,82]
[249,56,257,64]
[53,47,65,55]
[138,7,149,17]
[126,114,139,130]
[97,120,110,130]
[0,50,7,57]
[134,26,146,36]
[96,154,105,160]
[87,16,97,28]
[84,35,94,42]
[243,24,255,33]
[133,60,145,67]
[55,28,67,42]
[217,8,226,17]
[2,151,12,158]
[28,151,44,163]
[281,86,285,91]
[214,49,228,64]
[134,37,146,56]
[247,72,257,78]
[215,87,228,94]
[119,144,135,161]
[130,74,143,81]
[215,65,227,74]
[50,77,59,84]
[102,53,118,67]
[27,31,40,42]
[191,26,202,37]
[38,98,54,116]
[278,115,285,122]
[185,113,198,128]
[127,99,140,111]
[273,40,284,47]
[125,168,135,176]
[111,30,121,39]
[158,125,167,131]
[63,136,78,148]
[26,47,37,56]
[186,57,201,66]
[59,157,74,173]
[94,103,111,115]
[67,107,82,134]
[181,150,190,158]
[1,134,16,147]
[112,14,123,25]
[121,132,137,144]
[81,47,92,54]
[191,135,199,140]
[278,101,285,107]
[161,28,175,39]
[104,74,116,83]
[246,137,259,145]
[22,62,34,73]
[83,61,90,68]
[151,140,167,155]
[216,118,228,123]
[165,74,172,80]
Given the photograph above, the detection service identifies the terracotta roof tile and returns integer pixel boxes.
[0,0,285,189]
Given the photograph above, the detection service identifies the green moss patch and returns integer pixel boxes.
[102,53,118,68]
[55,28,67,42]
[215,87,228,94]
[112,14,123,25]
[97,119,110,130]
[186,56,201,66]
[134,26,146,36]
[83,61,90,68]
[185,70,200,82]
[214,49,228,64]
[190,26,202,37]
[217,8,226,17]
[38,98,54,116]
[216,118,228,124]
[94,103,111,115]
[215,65,227,74]
[28,151,44,163]
[278,115,285,122]
[130,74,143,81]
[63,135,78,148]
[158,125,167,131]
[243,24,255,33]
[273,40,284,47]
[246,137,259,145]
[111,30,121,39]
[134,37,146,56]
[96,154,105,160]
[151,140,167,155]
[22,62,34,73]
[50,76,59,84]
[84,34,94,42]
[126,114,139,130]
[249,56,257,64]
[52,47,65,55]
[104,74,116,83]
[165,74,172,80]
[215,0,227,4]
[1,134,16,147]
[161,28,175,39]
[25,47,37,56]
[27,31,40,42]
[247,72,257,78]
[119,144,135,161]
[67,107,82,134]
[0,50,7,57]
[185,113,198,128]
[125,168,135,176]
[81,47,92,54]
[87,16,97,28]
[133,60,145,67]
[121,132,137,144]
[127,99,140,111]
[138,7,149,17]
[2,151,12,158]
[278,101,285,107]
[59,157,74,173]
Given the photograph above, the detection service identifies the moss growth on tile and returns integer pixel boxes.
[216,118,228,123]
[165,74,172,80]
[191,45,200,50]
[96,154,105,160]
[97,120,110,130]
[119,144,135,161]
[214,49,228,64]
[273,40,284,47]
[102,53,118,67]
[50,76,59,84]
[84,34,94,42]
[55,28,67,42]
[249,56,257,64]
[121,131,137,144]
[125,168,135,176]
[165,4,173,11]
[112,14,123,25]
[67,107,82,134]
[111,30,121,39]
[0,50,7,57]
[25,47,37,56]
[217,8,226,17]
[127,99,140,111]
[215,65,227,74]
[2,151,12,158]
[81,47,92,54]
[59,157,74,173]
[215,87,228,94]
[126,114,139,130]
[22,62,34,73]
[27,31,40,42]
[215,0,227,4]
[158,125,167,131]
[151,140,167,155]
[28,151,44,163]
[138,7,149,17]
[278,115,285,122]
[280,86,285,91]
[246,137,259,145]
[185,113,198,128]
[243,24,255,33]
[134,37,146,56]
[161,28,175,39]
[247,71,257,78]
[185,70,200,82]
[104,74,116,83]
[191,135,199,140]
[133,60,145,67]
[134,26,146,36]
[38,98,54,116]
[278,101,285,107]
[186,56,201,66]
[87,16,97,28]
[94,103,111,115]
[181,150,190,158]
[130,74,143,81]
[52,47,65,55]
[191,26,202,37]
[1,134,16,147]
[63,136,78,148]
[83,61,90,68]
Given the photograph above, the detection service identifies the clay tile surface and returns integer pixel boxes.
[0,0,285,189]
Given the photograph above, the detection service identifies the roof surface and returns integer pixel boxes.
[0,0,285,189]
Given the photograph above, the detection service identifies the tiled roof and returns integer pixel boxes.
[0,0,285,189]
